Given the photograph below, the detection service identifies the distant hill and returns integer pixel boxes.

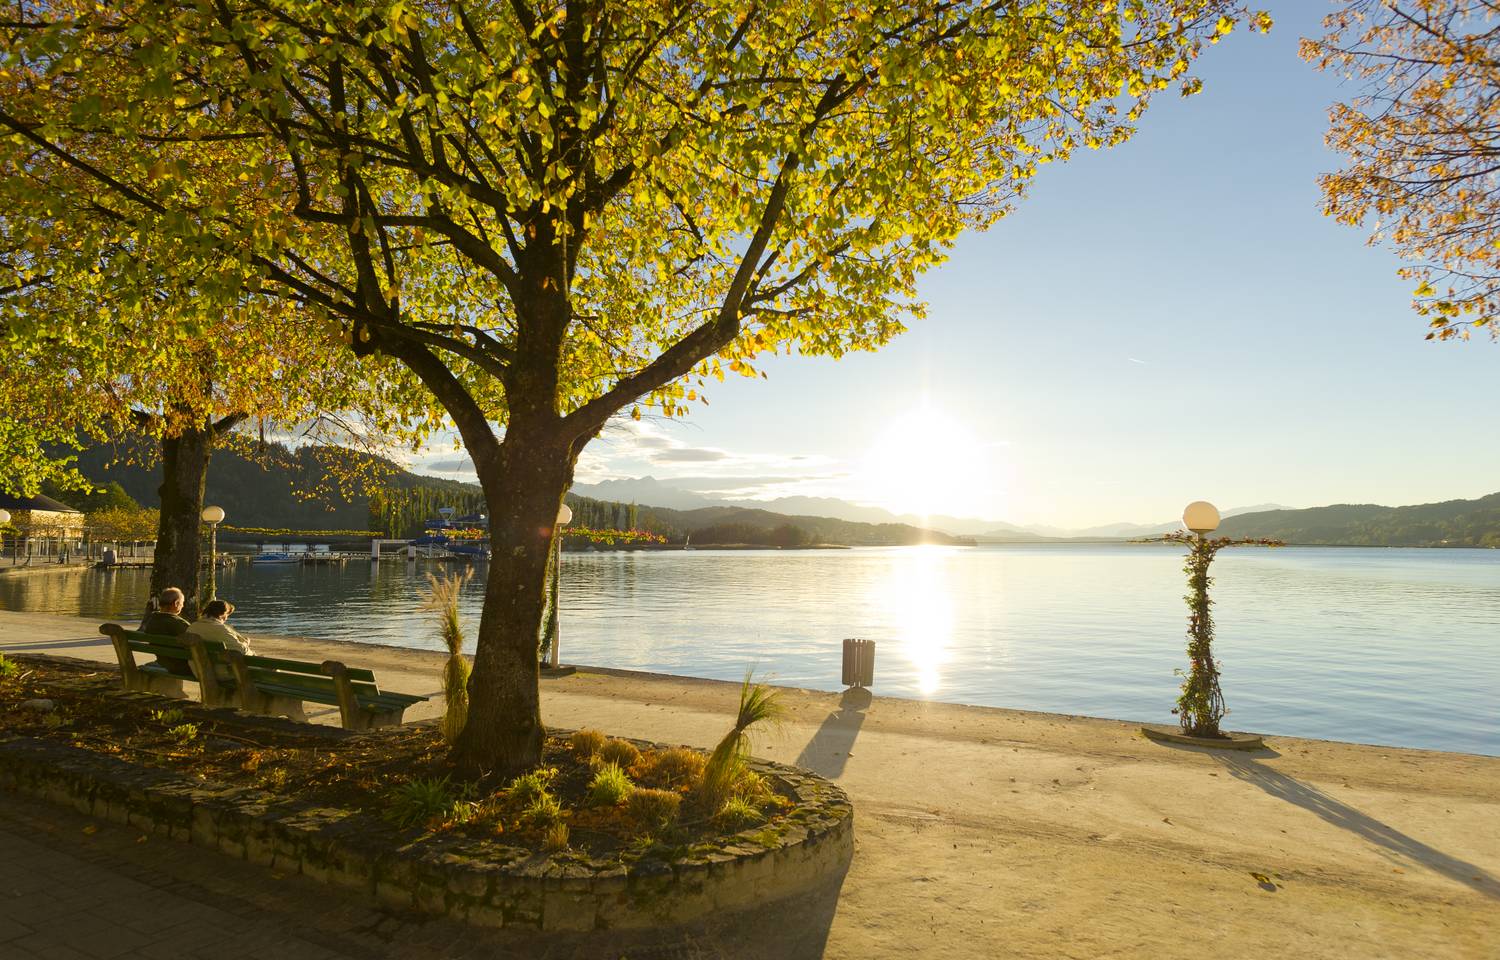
[68,444,965,546]
[1216,493,1500,547]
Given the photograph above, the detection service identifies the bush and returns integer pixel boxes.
[588,762,634,807]
[0,653,19,680]
[626,788,681,832]
[714,797,765,830]
[149,708,186,725]
[642,747,706,789]
[597,738,642,770]
[167,722,199,744]
[521,794,564,829]
[505,769,555,806]
[385,776,460,829]
[569,728,607,759]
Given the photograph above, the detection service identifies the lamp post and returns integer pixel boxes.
[545,503,572,670]
[0,509,10,567]
[201,505,225,604]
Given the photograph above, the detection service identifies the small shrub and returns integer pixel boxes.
[643,747,706,788]
[626,788,681,832]
[733,769,771,801]
[505,769,555,806]
[714,797,765,830]
[42,712,67,729]
[543,821,570,852]
[259,767,289,790]
[521,794,564,829]
[569,728,607,759]
[588,762,634,807]
[386,776,460,829]
[0,653,19,679]
[597,738,642,770]
[167,722,199,744]
[149,708,185,725]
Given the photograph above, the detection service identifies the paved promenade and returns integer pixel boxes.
[2,610,1496,959]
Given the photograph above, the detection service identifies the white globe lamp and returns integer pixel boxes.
[1183,500,1220,535]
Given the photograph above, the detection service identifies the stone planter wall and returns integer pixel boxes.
[0,732,853,932]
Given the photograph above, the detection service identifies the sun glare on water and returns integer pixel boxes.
[862,405,985,519]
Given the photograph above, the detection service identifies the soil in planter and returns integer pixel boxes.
[0,655,792,863]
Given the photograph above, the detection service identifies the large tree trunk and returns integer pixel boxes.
[450,429,575,776]
[148,426,212,620]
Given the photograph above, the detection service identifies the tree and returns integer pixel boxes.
[0,0,1268,772]
[1303,1,1500,340]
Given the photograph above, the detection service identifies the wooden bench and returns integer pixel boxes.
[99,623,428,730]
[222,651,428,730]
[99,623,232,705]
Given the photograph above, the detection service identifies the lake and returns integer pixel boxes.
[2,543,1496,755]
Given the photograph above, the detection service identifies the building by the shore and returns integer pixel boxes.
[0,492,85,562]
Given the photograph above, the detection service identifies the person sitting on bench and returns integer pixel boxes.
[139,587,191,675]
[187,598,254,655]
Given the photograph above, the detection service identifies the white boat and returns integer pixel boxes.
[250,552,303,567]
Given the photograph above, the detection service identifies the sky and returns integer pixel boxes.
[412,3,1500,530]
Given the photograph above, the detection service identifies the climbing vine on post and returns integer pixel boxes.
[1154,532,1281,738]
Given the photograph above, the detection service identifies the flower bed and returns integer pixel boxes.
[0,654,853,931]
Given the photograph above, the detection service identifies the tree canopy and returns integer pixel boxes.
[0,0,1270,769]
[1303,1,1500,341]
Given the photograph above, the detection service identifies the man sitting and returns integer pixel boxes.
[139,587,191,674]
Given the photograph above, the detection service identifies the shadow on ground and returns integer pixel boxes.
[794,687,871,780]
[1217,753,1498,899]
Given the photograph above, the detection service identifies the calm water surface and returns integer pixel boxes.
[3,544,1496,755]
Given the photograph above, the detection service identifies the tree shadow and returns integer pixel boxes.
[794,687,872,780]
[1216,754,1498,899]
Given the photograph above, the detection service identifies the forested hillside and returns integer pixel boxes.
[63,443,963,546]
[1218,493,1500,547]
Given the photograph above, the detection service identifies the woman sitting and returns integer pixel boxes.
[186,599,255,656]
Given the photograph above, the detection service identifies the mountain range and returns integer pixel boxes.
[569,476,1288,539]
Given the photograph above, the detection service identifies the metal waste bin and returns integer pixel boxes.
[842,638,875,688]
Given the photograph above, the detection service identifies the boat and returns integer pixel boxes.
[250,551,302,565]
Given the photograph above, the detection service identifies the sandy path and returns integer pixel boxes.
[1,610,1494,959]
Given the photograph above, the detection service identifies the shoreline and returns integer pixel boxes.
[1,609,1496,958]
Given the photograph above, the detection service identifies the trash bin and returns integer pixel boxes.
[842,638,875,688]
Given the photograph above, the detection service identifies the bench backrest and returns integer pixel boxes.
[236,654,383,698]
[103,626,195,661]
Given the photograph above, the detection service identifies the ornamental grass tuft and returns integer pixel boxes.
[385,776,461,829]
[643,746,706,789]
[626,787,681,833]
[588,761,634,807]
[698,671,783,808]
[424,570,472,744]
[714,796,765,830]
[597,737,642,770]
[569,728,607,759]
[543,821,570,852]
[522,794,564,829]
[505,769,554,806]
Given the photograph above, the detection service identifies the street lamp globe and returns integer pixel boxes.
[0,509,10,526]
[556,503,572,526]
[1183,500,1220,534]
[201,505,225,523]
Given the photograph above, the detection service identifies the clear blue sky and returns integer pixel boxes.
[416,3,1500,528]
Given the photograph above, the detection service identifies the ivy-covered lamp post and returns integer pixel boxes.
[0,509,10,566]
[1151,501,1281,743]
[201,505,225,604]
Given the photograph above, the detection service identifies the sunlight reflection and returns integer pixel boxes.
[875,546,956,695]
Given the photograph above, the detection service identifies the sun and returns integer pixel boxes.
[861,405,984,519]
